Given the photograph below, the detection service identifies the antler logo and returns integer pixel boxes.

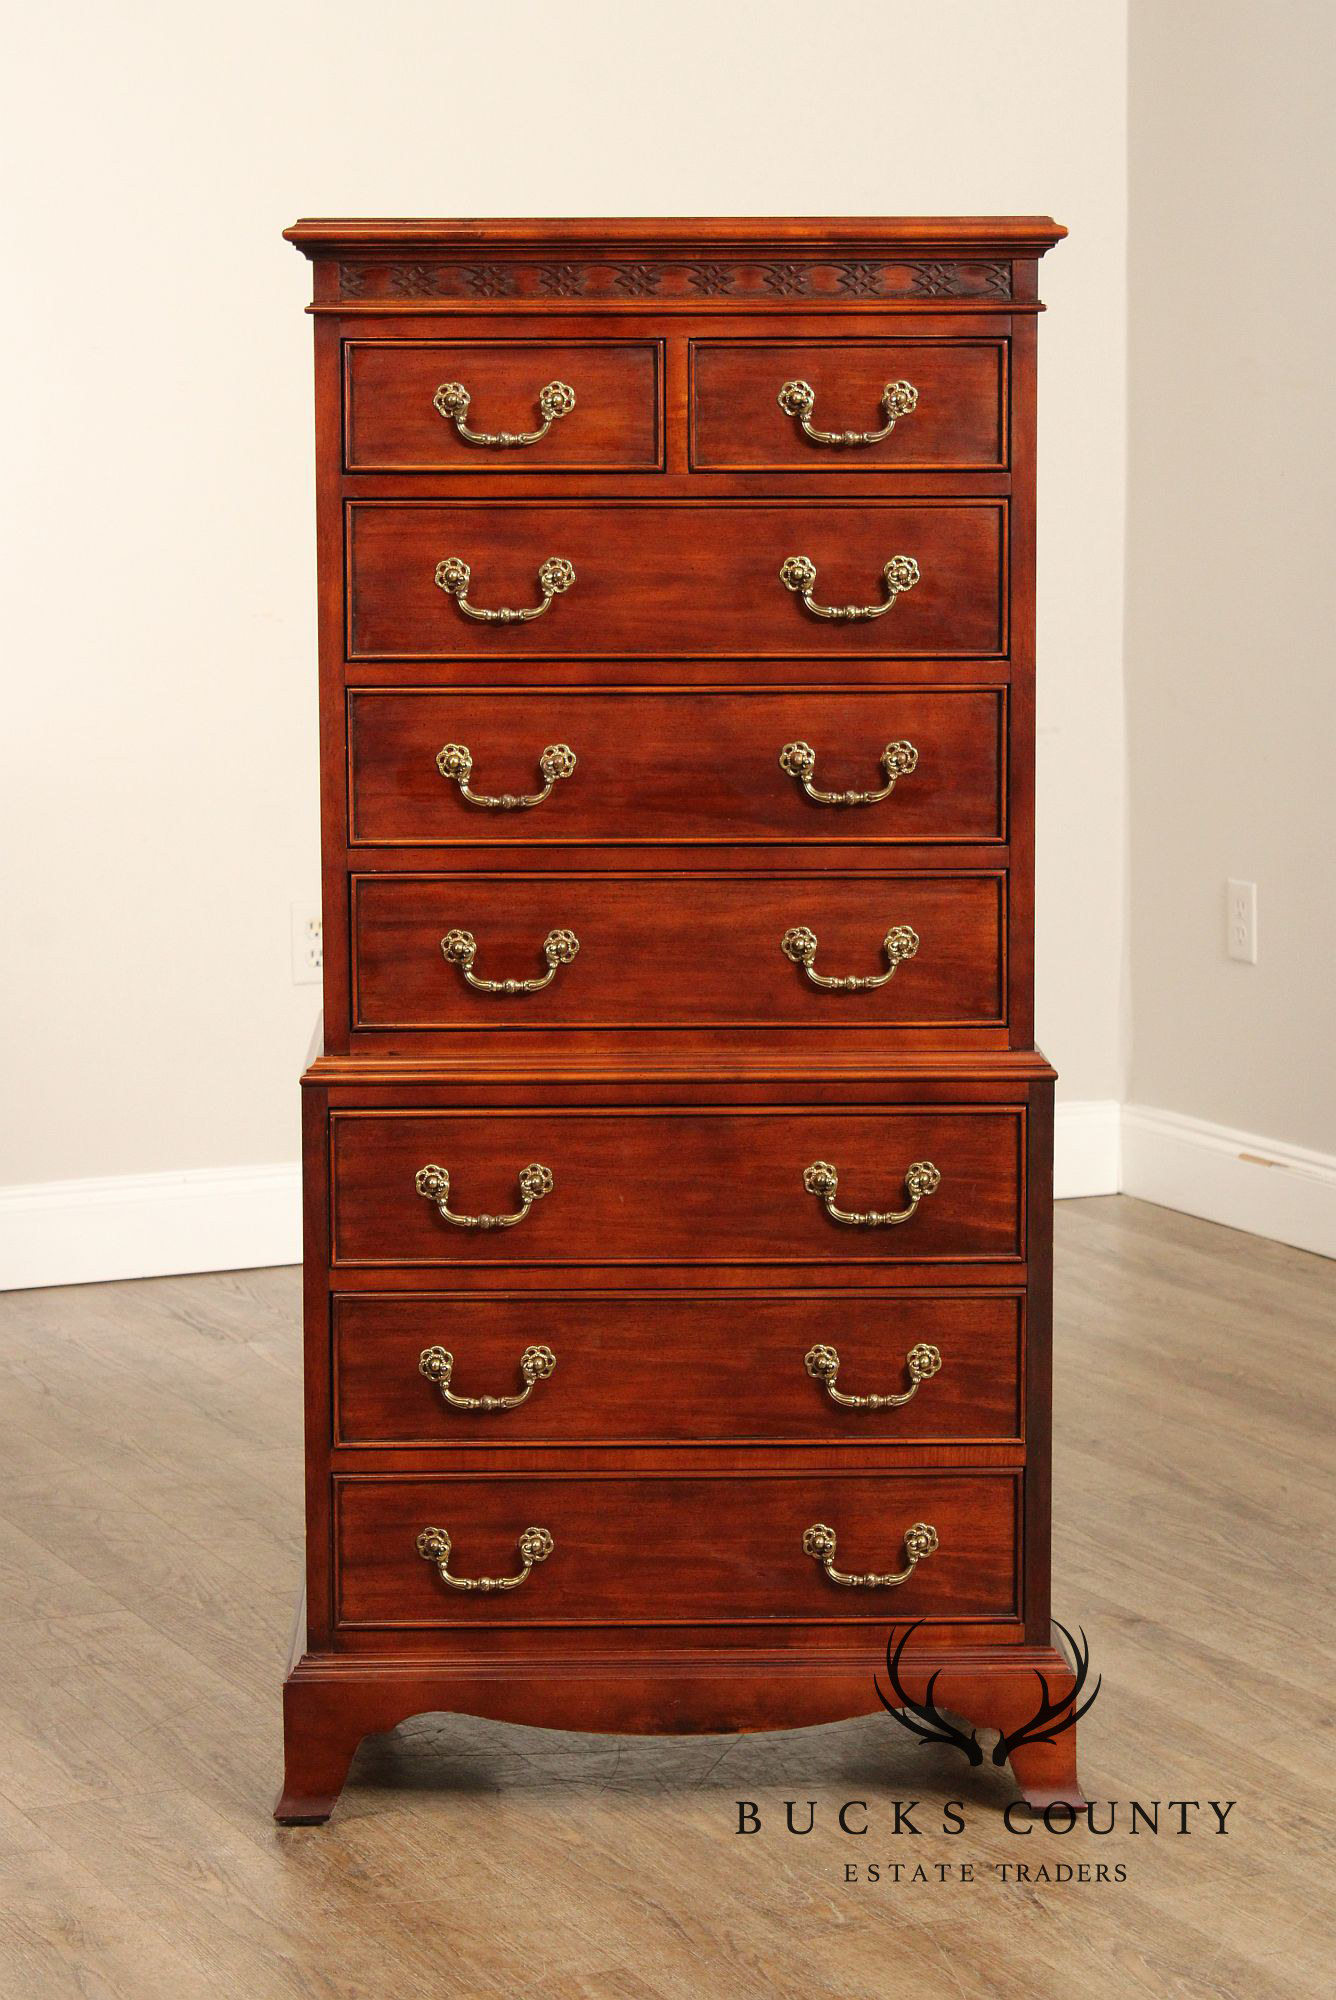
[874,1621,1101,1767]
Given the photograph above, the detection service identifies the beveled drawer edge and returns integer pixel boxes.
[330,1465,1023,1630]
[686,333,1011,475]
[342,335,667,476]
[343,681,1010,849]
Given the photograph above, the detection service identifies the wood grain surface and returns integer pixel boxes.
[346,685,1008,848]
[327,1104,1025,1268]
[331,1288,1024,1448]
[348,869,1006,1034]
[346,499,1007,660]
[690,337,1007,471]
[344,338,663,472]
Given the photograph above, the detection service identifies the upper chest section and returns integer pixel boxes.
[287,217,1062,502]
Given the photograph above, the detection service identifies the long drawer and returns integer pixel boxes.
[349,872,1006,1034]
[347,687,1007,847]
[346,501,1007,660]
[333,1291,1024,1446]
[334,1470,1020,1626]
[328,1106,1025,1268]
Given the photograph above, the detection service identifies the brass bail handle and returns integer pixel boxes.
[779,553,920,623]
[416,1524,554,1593]
[414,1162,554,1231]
[436,741,577,810]
[804,1341,942,1410]
[778,738,918,807]
[803,1520,939,1589]
[777,376,919,448]
[435,556,576,625]
[803,1159,941,1227]
[441,927,580,995]
[781,923,919,992]
[433,377,576,447]
[419,1343,557,1412]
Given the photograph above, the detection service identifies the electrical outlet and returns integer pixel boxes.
[1226,879,1257,964]
[291,902,323,984]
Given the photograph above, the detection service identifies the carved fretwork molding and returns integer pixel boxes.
[335,257,1013,305]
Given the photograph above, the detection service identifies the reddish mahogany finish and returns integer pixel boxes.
[344,339,663,472]
[328,1105,1024,1268]
[349,869,1006,1038]
[346,498,1007,661]
[334,1469,1020,1628]
[690,338,1007,471]
[346,686,1008,848]
[278,216,1079,1826]
[332,1290,1025,1447]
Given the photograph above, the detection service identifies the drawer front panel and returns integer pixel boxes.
[346,501,1007,660]
[335,1470,1020,1626]
[334,1292,1024,1446]
[350,872,1005,1033]
[329,1107,1024,1267]
[691,339,1007,471]
[347,687,1007,847]
[344,340,662,472]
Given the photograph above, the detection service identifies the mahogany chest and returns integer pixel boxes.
[276,216,1082,1821]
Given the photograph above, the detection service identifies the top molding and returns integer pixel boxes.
[285,217,1063,311]
[285,216,1066,255]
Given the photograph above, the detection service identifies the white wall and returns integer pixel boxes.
[1,5,1128,1237]
[1125,0,1336,1155]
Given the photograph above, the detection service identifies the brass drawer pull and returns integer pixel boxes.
[435,555,576,624]
[436,740,577,809]
[433,377,576,447]
[803,1158,940,1227]
[441,926,579,994]
[779,737,918,807]
[415,1161,553,1231]
[782,923,919,991]
[777,377,918,448]
[416,1524,553,1593]
[805,1341,942,1410]
[419,1343,556,1411]
[803,1519,938,1589]
[780,553,919,623]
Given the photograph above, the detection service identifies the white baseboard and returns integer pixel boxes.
[1,1102,1329,1291]
[1054,1100,1122,1198]
[0,1162,301,1293]
[1120,1104,1336,1260]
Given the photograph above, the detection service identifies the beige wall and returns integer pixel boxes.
[1,1,1128,1189]
[1125,0,1336,1152]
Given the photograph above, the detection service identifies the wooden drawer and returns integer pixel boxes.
[333,1291,1024,1446]
[343,340,662,472]
[690,339,1007,471]
[329,1106,1025,1268]
[346,501,1007,660]
[347,687,1007,848]
[349,871,1006,1034]
[334,1470,1020,1627]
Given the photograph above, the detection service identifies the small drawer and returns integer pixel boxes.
[329,1106,1025,1269]
[344,340,662,471]
[349,871,1006,1035]
[346,501,1007,661]
[334,1470,1020,1627]
[347,687,1007,847]
[691,339,1007,472]
[333,1291,1024,1446]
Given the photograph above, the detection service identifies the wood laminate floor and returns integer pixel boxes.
[0,1196,1331,1999]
